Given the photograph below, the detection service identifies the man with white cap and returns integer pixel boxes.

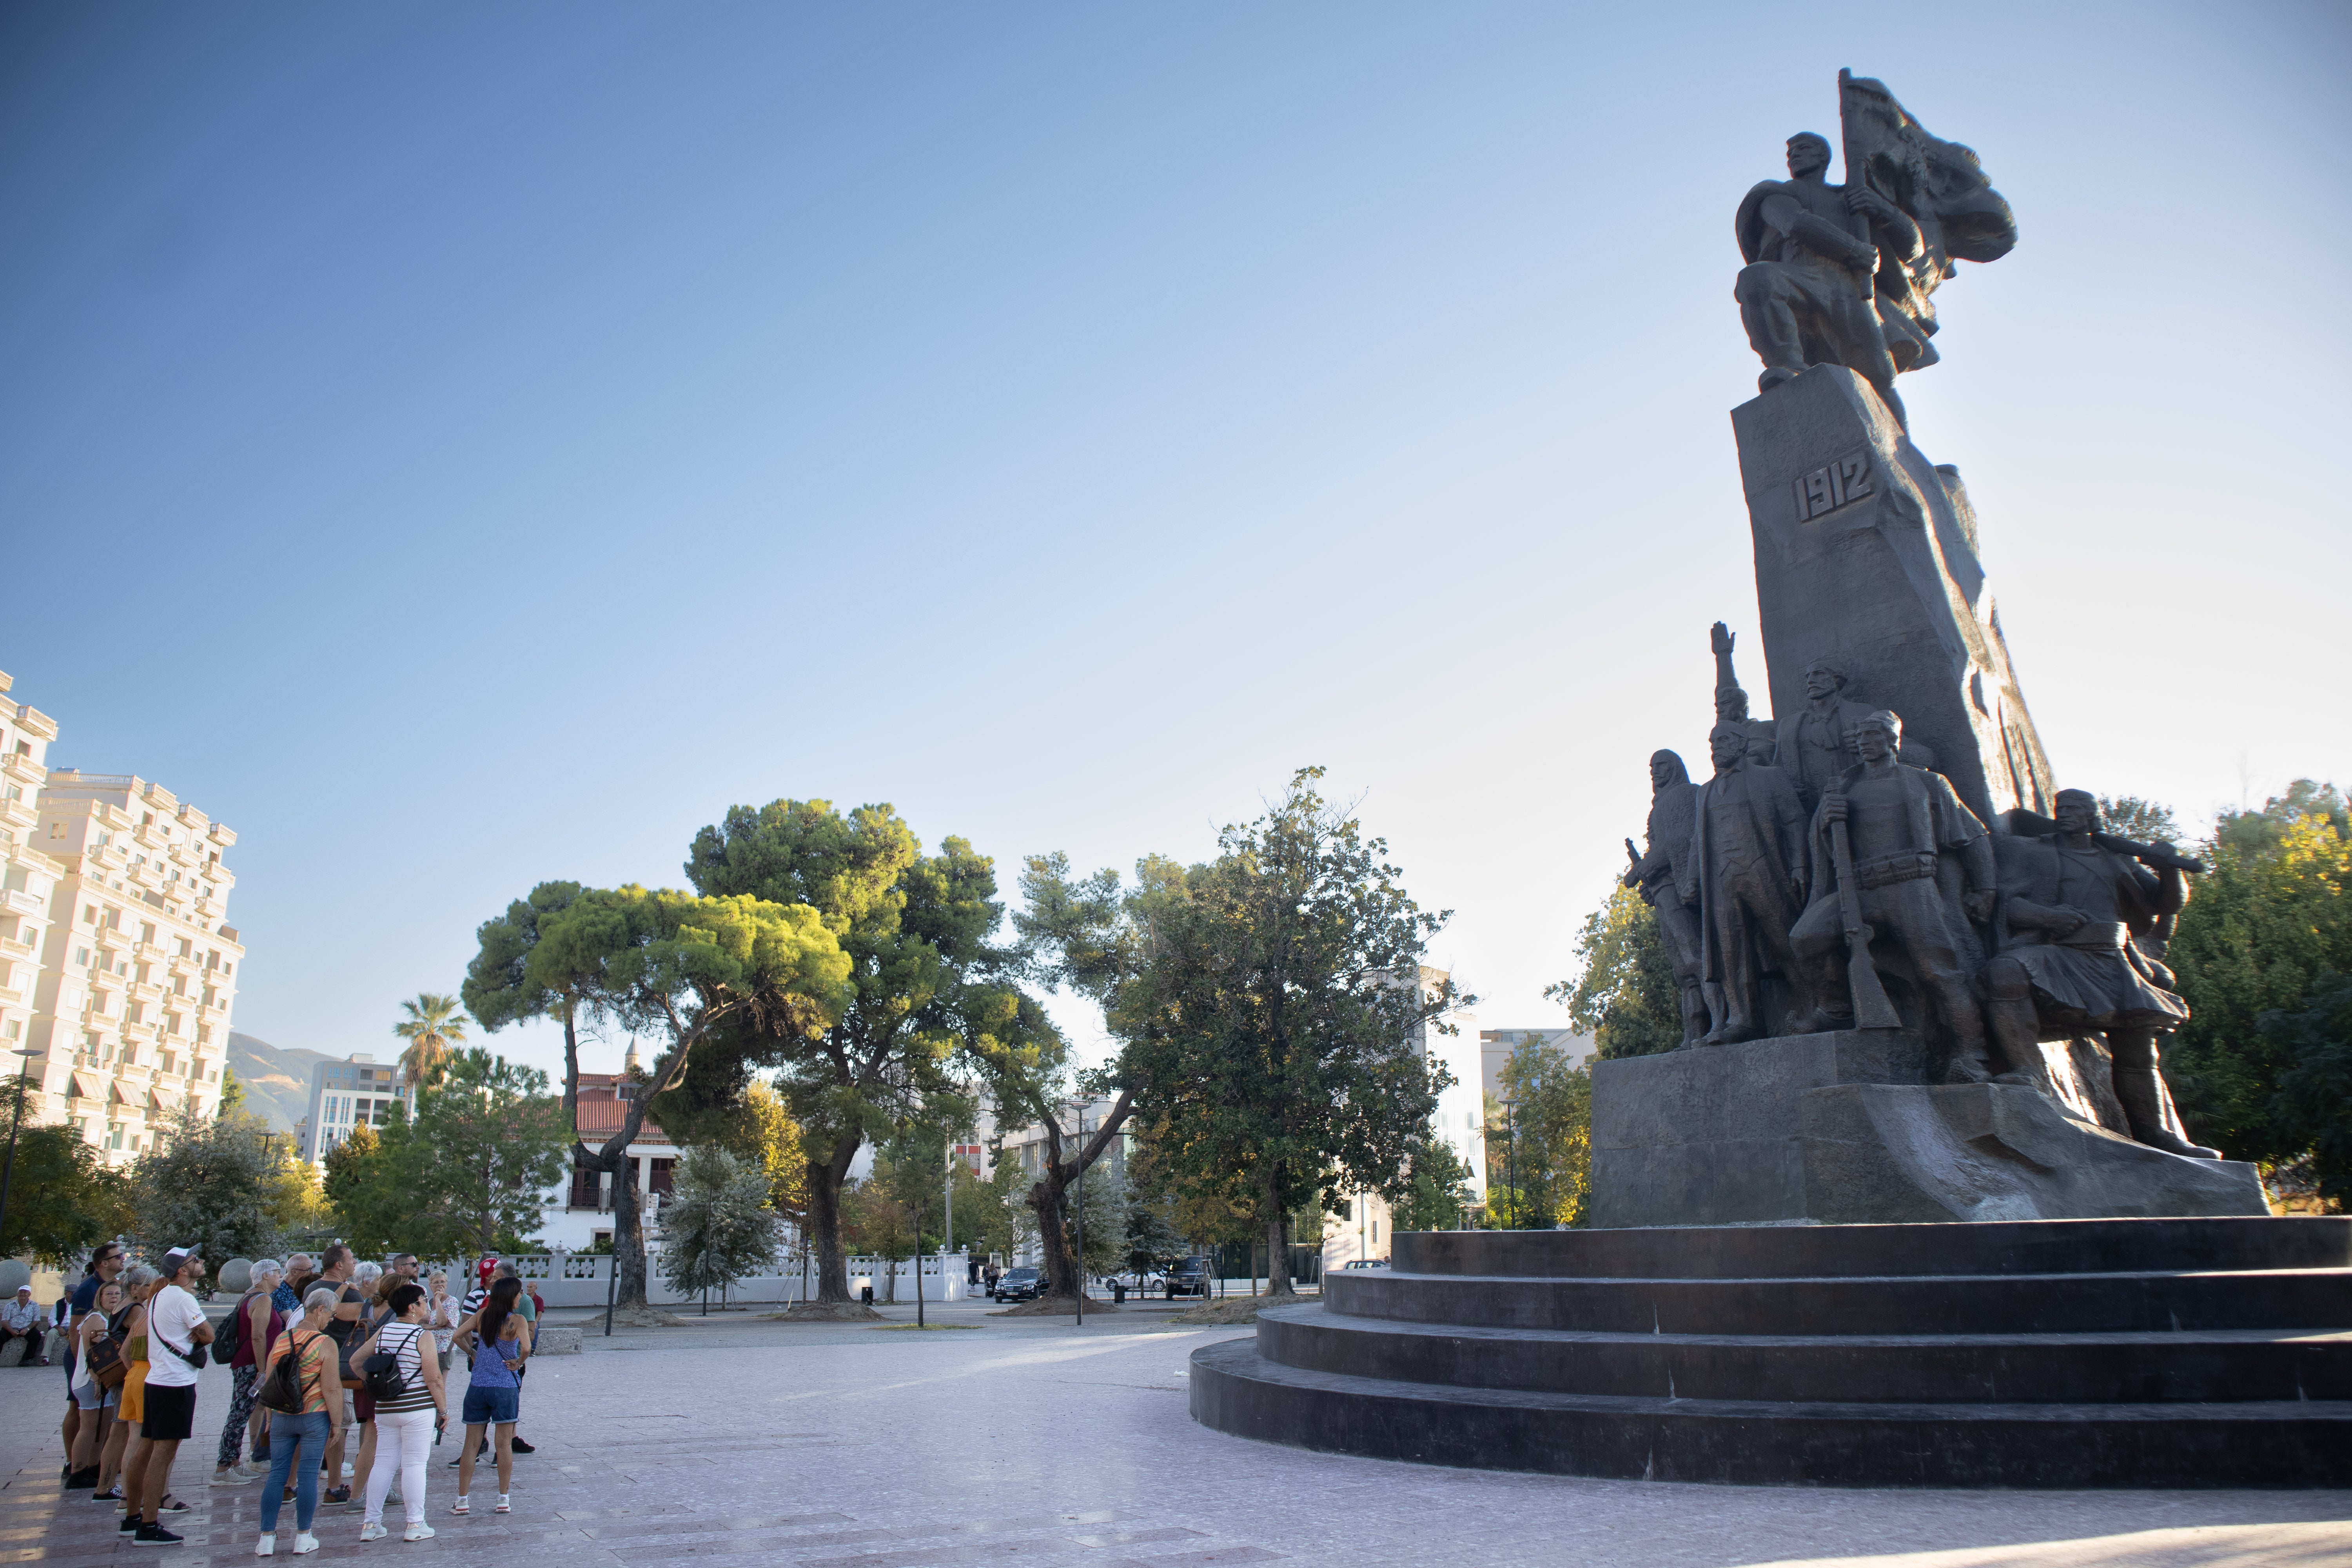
[2,1284,45,1365]
[128,1246,212,1546]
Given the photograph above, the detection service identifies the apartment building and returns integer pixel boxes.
[0,675,64,1062]
[26,766,242,1163]
[297,1053,408,1163]
[1323,968,1485,1270]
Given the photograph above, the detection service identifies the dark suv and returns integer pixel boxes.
[994,1266,1042,1302]
[1163,1256,1212,1298]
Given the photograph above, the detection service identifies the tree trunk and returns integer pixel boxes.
[1023,1088,1136,1301]
[611,1161,646,1308]
[1029,1167,1080,1299]
[806,1132,860,1303]
[1261,1171,1296,1299]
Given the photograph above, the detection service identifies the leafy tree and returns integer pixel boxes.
[958,1152,1036,1266]
[1382,1132,1475,1233]
[2166,788,2352,1170]
[261,1140,334,1236]
[1552,882,1680,1060]
[130,1104,282,1273]
[0,1079,132,1265]
[465,882,851,1310]
[681,800,1020,1306]
[658,1146,779,1304]
[2260,974,2352,1209]
[393,992,470,1090]
[1083,769,1463,1301]
[326,1051,570,1257]
[706,1081,808,1229]
[218,1067,246,1114]
[2097,796,2181,844]
[1488,1035,1594,1228]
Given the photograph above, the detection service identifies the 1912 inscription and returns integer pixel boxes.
[1793,450,1873,520]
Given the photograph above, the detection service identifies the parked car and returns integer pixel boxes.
[1341,1258,1390,1270]
[994,1266,1043,1302]
[1106,1269,1163,1298]
[1163,1256,1212,1298]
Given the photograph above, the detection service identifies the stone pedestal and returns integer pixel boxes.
[1733,366,2053,827]
[1590,1033,2267,1227]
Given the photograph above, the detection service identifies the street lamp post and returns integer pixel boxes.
[1069,1101,1085,1328]
[0,1047,37,1254]
[1499,1096,1519,1231]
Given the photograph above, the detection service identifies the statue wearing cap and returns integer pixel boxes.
[1788,708,1997,1079]
[1622,749,1710,1046]
[1987,789,2216,1158]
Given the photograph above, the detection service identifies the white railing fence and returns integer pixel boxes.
[414,1248,979,1308]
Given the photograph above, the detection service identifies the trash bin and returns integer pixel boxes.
[1112,1281,1126,1304]
[860,1285,874,1305]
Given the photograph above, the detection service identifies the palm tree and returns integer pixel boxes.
[393,993,470,1091]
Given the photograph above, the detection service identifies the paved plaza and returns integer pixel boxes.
[3,1300,2346,1568]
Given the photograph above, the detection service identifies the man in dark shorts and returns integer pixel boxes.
[130,1247,214,1546]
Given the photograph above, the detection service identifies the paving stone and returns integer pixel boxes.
[0,1301,2344,1566]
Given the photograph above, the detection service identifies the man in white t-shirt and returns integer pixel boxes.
[130,1247,214,1546]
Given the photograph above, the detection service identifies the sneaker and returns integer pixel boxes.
[448,1497,468,1516]
[255,1533,276,1557]
[508,1438,534,1454]
[494,1495,510,1514]
[323,1487,351,1506]
[282,1488,296,1504]
[158,1497,191,1514]
[131,1523,185,1546]
[359,1523,387,1543]
[95,1487,124,1503]
[293,1534,320,1556]
[341,1463,355,1479]
[68,1466,100,1488]
[120,1515,141,1533]
[212,1472,251,1488]
[402,1524,435,1543]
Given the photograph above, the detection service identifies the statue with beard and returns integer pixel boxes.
[1623,749,1709,1046]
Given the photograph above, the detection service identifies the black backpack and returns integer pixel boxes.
[362,1322,416,1402]
[256,1328,317,1416]
[212,1291,260,1366]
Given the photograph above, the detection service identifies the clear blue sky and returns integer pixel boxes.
[5,4,2347,1083]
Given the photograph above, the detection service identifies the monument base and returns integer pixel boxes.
[1590,1032,2266,1227]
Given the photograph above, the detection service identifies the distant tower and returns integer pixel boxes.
[624,1039,641,1076]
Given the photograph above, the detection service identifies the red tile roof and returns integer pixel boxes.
[571,1077,671,1146]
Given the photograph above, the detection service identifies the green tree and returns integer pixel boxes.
[681,800,1020,1306]
[1079,769,1464,1301]
[1487,1034,1594,1228]
[2260,974,2352,1209]
[2166,788,2352,1171]
[1382,1132,1475,1233]
[130,1103,282,1275]
[658,1146,779,1305]
[328,1051,570,1257]
[392,992,470,1090]
[0,1079,132,1265]
[2097,796,2181,844]
[218,1067,246,1114]
[465,882,851,1310]
[1552,882,1681,1060]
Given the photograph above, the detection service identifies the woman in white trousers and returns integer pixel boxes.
[347,1285,447,1543]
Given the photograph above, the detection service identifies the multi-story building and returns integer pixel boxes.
[298,1053,408,1163]
[0,675,63,1063]
[24,764,242,1162]
[1323,969,1485,1271]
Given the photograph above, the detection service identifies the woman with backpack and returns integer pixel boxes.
[70,1279,126,1495]
[347,1284,446,1542]
[254,1287,345,1557]
[448,1277,528,1517]
[211,1260,285,1487]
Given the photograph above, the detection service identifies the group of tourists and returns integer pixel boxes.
[51,1242,541,1552]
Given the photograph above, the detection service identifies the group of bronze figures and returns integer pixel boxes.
[1624,628,2218,1162]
